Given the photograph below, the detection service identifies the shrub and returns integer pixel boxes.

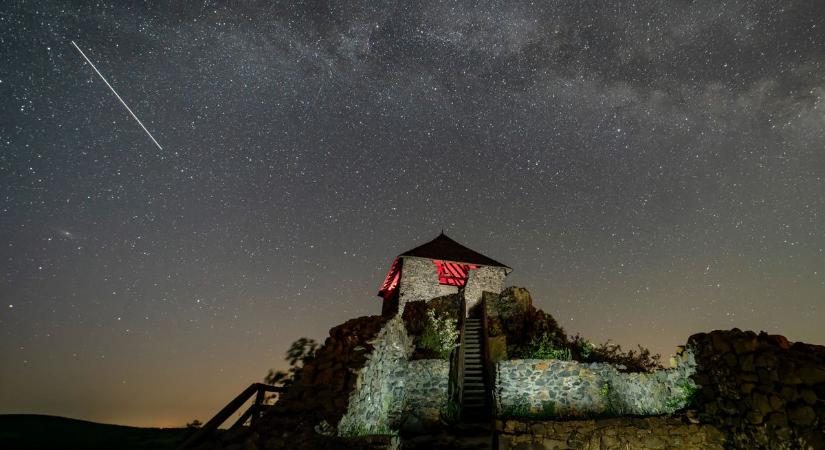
[500,305,569,356]
[578,339,595,359]
[665,380,699,411]
[264,337,318,387]
[420,309,458,359]
[440,400,461,424]
[516,333,572,360]
[588,341,662,373]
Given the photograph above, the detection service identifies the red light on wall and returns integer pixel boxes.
[434,260,476,286]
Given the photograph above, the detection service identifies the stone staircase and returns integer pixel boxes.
[462,318,487,419]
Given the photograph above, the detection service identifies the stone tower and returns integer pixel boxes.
[377,233,511,315]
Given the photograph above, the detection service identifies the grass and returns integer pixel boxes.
[440,400,461,424]
[500,396,556,420]
[0,414,192,450]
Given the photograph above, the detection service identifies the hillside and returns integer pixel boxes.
[0,414,192,450]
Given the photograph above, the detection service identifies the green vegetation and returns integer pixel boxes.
[439,400,462,424]
[578,339,595,359]
[586,340,662,373]
[665,380,699,411]
[500,395,530,417]
[420,309,458,359]
[599,382,620,416]
[500,395,556,419]
[339,422,397,437]
[516,333,572,360]
[489,288,661,373]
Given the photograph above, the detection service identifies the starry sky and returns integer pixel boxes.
[2,1,824,428]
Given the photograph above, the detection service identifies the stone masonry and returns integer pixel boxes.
[397,257,458,314]
[496,352,697,417]
[464,265,507,313]
[495,416,725,450]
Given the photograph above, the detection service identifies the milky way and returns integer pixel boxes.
[1,1,823,427]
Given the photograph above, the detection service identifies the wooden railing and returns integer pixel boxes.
[178,383,285,449]
[447,290,467,415]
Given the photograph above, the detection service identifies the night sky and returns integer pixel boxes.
[2,1,824,428]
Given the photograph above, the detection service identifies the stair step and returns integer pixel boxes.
[463,403,486,409]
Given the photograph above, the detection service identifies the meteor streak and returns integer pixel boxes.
[71,40,163,151]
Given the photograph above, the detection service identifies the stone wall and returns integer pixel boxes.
[495,352,697,417]
[485,286,532,319]
[688,329,825,449]
[249,316,389,450]
[402,359,450,422]
[336,317,451,436]
[464,266,507,313]
[495,416,725,450]
[337,316,414,435]
[397,257,446,314]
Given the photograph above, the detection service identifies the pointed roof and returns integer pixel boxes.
[398,233,511,270]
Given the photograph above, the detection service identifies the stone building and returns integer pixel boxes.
[377,233,512,316]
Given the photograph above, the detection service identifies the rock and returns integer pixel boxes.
[740,354,755,372]
[751,392,772,414]
[645,436,667,449]
[780,386,799,402]
[769,395,784,411]
[399,415,425,435]
[788,404,817,426]
[799,388,817,405]
[746,410,764,424]
[733,335,760,354]
[761,333,791,349]
[711,333,731,353]
[765,412,788,428]
[754,352,778,368]
[799,367,825,385]
[541,438,567,449]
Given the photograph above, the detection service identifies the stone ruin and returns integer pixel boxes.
[189,234,825,450]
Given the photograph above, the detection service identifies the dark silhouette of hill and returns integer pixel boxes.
[0,414,192,450]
